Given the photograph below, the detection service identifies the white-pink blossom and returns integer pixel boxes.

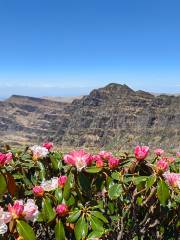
[163,172,180,189]
[0,207,12,234]
[41,177,58,191]
[30,145,49,160]
[64,149,92,171]
[23,199,39,222]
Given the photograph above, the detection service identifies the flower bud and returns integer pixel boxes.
[96,159,104,168]
[56,204,69,217]
[108,157,119,169]
[33,186,44,197]
[42,142,53,151]
[58,176,67,188]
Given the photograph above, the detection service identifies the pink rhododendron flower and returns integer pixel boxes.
[33,186,44,197]
[154,148,164,156]
[56,204,69,217]
[23,199,39,222]
[8,200,24,219]
[163,172,180,189]
[42,142,53,151]
[58,176,67,188]
[99,151,112,160]
[156,159,169,173]
[108,157,119,169]
[176,152,180,158]
[134,146,149,161]
[64,149,92,171]
[41,177,58,191]
[0,152,13,166]
[30,145,49,160]
[96,159,104,168]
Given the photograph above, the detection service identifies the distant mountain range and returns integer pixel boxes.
[0,83,179,150]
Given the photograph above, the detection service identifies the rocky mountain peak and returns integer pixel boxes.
[104,83,134,93]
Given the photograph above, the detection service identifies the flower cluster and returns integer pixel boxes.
[0,142,179,239]
[33,175,67,197]
[0,199,39,235]
[155,155,175,173]
[64,149,93,171]
[64,149,120,170]
[93,151,120,169]
[8,199,39,222]
[163,172,180,189]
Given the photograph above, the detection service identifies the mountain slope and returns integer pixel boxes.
[0,84,179,149]
[54,83,180,148]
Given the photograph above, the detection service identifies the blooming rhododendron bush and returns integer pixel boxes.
[0,144,179,240]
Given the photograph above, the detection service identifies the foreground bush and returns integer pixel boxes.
[0,143,179,240]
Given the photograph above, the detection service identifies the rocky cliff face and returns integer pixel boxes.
[0,95,68,145]
[0,84,179,149]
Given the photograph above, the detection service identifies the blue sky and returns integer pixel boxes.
[0,0,180,98]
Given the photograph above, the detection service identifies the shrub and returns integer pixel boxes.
[0,144,179,239]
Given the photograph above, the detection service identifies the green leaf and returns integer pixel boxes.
[36,212,44,222]
[67,210,81,223]
[42,197,56,222]
[13,173,24,179]
[16,220,36,240]
[136,196,143,205]
[108,202,115,214]
[78,172,91,192]
[87,230,104,239]
[55,220,65,240]
[146,175,156,190]
[0,173,7,196]
[174,195,180,203]
[123,174,133,184]
[37,161,46,180]
[91,211,108,223]
[63,173,73,200]
[111,172,120,181]
[67,195,75,206]
[157,180,170,206]
[74,217,88,240]
[50,156,59,171]
[133,176,148,185]
[86,166,102,173]
[55,188,63,203]
[90,216,104,231]
[23,175,33,188]
[108,184,122,199]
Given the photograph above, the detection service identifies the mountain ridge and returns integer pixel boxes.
[0,83,179,149]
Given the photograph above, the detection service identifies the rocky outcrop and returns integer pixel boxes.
[0,84,179,149]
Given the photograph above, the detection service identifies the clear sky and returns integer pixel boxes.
[0,0,180,98]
